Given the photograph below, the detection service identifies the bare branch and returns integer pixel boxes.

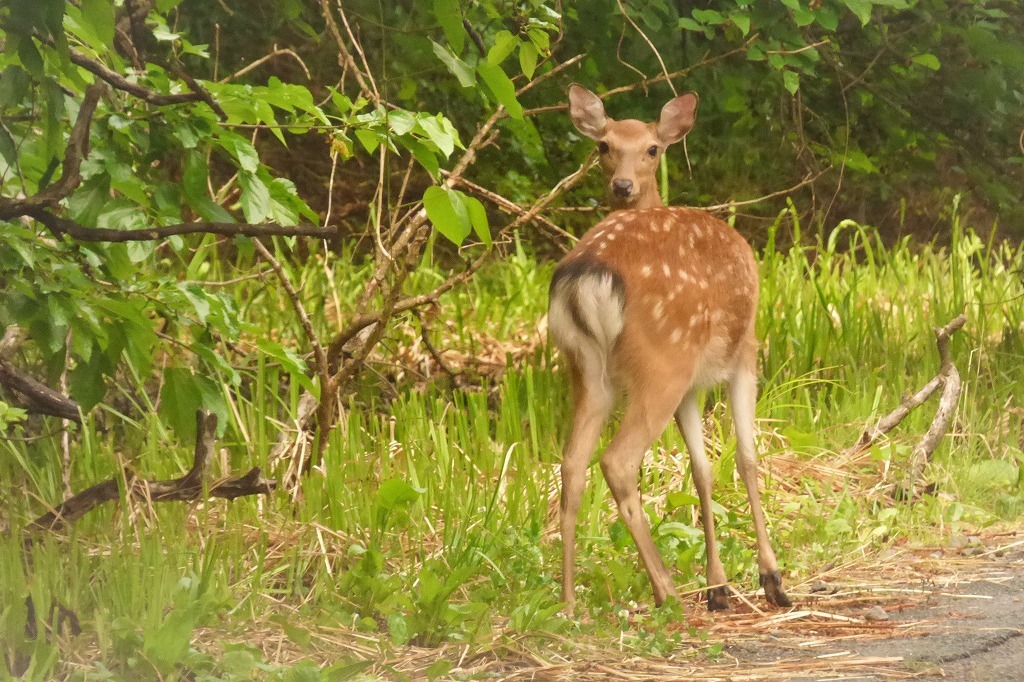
[220,48,311,83]
[616,0,676,96]
[28,209,336,241]
[843,314,967,494]
[28,411,276,533]
[0,357,81,423]
[702,169,830,212]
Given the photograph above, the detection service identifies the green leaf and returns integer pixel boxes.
[692,9,725,24]
[783,69,800,95]
[423,186,471,245]
[731,13,750,36]
[476,61,523,119]
[430,41,476,88]
[488,30,519,65]
[912,53,941,70]
[233,138,260,173]
[386,109,416,136]
[464,195,491,246]
[238,172,271,223]
[17,38,45,78]
[433,0,467,54]
[256,339,316,394]
[81,0,115,47]
[375,478,423,529]
[667,491,700,508]
[677,17,704,32]
[418,115,455,157]
[158,368,229,442]
[844,0,872,26]
[816,6,839,30]
[519,41,539,79]
[0,66,30,108]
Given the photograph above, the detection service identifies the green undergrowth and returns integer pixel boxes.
[3,206,1024,679]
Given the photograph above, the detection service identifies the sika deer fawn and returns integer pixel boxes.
[549,85,791,612]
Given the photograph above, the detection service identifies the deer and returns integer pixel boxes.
[548,84,792,613]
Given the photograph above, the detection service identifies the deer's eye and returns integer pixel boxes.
[598,141,610,155]
[647,145,659,157]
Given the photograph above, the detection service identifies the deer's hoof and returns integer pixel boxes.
[760,571,793,608]
[706,586,732,611]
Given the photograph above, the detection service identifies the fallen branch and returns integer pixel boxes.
[843,314,967,494]
[28,410,276,533]
[28,209,337,241]
[0,356,81,423]
[908,315,967,494]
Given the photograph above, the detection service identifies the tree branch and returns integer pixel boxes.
[0,83,105,220]
[27,410,276,533]
[0,356,81,423]
[68,48,206,107]
[28,209,337,241]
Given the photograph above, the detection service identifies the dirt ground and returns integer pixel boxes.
[686,532,1024,681]
[451,531,1024,680]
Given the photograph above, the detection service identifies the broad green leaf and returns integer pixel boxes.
[477,61,523,119]
[816,6,839,30]
[519,41,538,79]
[418,115,455,157]
[423,186,471,245]
[783,69,800,94]
[430,41,475,88]
[81,0,115,47]
[844,0,872,25]
[912,53,941,70]
[433,0,467,54]
[0,66,30,108]
[256,339,316,394]
[488,30,519,65]
[158,368,229,442]
[238,172,271,223]
[233,138,260,173]
[386,109,416,136]
[403,138,440,178]
[464,195,491,246]
[731,13,750,36]
[692,9,725,24]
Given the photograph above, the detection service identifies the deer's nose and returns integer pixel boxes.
[612,179,633,197]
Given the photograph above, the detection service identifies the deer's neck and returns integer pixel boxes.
[610,192,664,210]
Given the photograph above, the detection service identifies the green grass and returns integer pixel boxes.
[2,206,1024,679]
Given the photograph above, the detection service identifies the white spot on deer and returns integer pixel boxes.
[661,263,671,277]
[662,221,673,233]
[613,222,625,232]
[641,265,652,278]
[607,233,617,241]
[670,328,684,343]
[698,279,709,290]
[653,300,665,320]
[597,242,607,253]
[677,269,690,283]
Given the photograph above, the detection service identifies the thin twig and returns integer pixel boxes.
[220,47,311,83]
[616,0,676,96]
[702,169,830,212]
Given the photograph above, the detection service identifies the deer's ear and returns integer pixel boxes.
[656,92,698,145]
[568,84,608,140]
